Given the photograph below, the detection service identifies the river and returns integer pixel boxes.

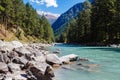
[49,43,120,80]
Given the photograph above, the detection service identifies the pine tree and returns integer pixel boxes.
[77,1,91,43]
[12,0,26,27]
[41,16,54,42]
[91,0,116,43]
[0,0,55,43]
[114,0,120,42]
[0,0,14,25]
[67,19,77,43]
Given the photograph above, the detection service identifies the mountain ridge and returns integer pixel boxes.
[52,0,94,35]
[44,14,58,24]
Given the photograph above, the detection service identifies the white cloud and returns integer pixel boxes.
[30,0,40,4]
[30,0,58,7]
[37,10,60,17]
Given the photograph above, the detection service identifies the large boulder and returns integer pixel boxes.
[27,66,47,80]
[0,41,23,52]
[0,46,10,53]
[0,52,10,63]
[0,74,5,80]
[12,56,28,65]
[0,62,8,74]
[5,71,27,80]
[46,54,62,65]
[27,63,54,80]
[7,51,18,60]
[12,74,27,80]
[15,47,32,57]
[60,54,78,64]
[26,61,49,73]
[34,54,46,62]
[44,66,55,80]
[8,63,21,73]
[11,41,23,48]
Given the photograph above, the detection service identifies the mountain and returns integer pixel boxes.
[37,11,59,24]
[44,14,58,24]
[52,0,94,35]
[52,3,83,31]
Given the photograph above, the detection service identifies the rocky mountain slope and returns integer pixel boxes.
[45,14,58,24]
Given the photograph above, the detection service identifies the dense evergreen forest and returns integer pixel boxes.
[0,0,54,43]
[58,0,120,45]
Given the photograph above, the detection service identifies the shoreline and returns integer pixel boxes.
[0,40,79,80]
[0,41,119,80]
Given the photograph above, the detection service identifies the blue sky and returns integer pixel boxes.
[23,0,86,17]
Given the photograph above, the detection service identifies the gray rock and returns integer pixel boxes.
[11,41,23,48]
[60,54,78,64]
[34,54,46,62]
[0,46,9,53]
[3,77,12,80]
[33,50,43,57]
[0,41,23,52]
[0,62,8,74]
[5,70,27,80]
[7,51,18,60]
[44,66,55,79]
[27,63,54,80]
[8,63,21,73]
[78,58,89,61]
[46,54,62,65]
[15,47,31,57]
[0,74,5,80]
[12,56,28,65]
[26,61,49,73]
[53,50,60,54]
[0,53,10,63]
[12,74,27,80]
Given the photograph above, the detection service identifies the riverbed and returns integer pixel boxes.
[50,44,120,80]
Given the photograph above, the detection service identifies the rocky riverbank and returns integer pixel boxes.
[0,41,79,80]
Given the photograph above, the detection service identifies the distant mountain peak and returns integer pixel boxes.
[37,10,60,18]
[37,10,60,24]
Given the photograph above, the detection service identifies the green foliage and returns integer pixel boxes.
[115,0,120,41]
[58,0,120,45]
[0,5,4,12]
[41,16,55,42]
[91,0,119,44]
[0,0,54,43]
[16,27,25,40]
[59,1,92,43]
[77,1,91,43]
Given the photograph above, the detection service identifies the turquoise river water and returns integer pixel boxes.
[49,44,120,80]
